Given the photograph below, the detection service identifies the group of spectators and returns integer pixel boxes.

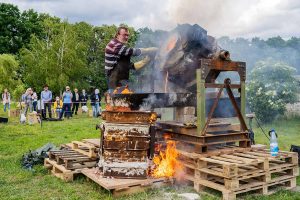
[1,85,102,119]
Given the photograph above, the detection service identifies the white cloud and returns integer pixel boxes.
[2,0,300,38]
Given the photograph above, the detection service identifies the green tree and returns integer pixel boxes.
[0,3,44,54]
[20,19,90,95]
[266,36,286,48]
[247,58,298,123]
[0,54,24,99]
[0,3,21,54]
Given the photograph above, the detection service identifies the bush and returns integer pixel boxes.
[247,58,299,123]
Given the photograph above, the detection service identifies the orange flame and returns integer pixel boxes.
[151,140,182,178]
[149,113,157,123]
[113,85,133,94]
[104,86,132,111]
[166,35,177,51]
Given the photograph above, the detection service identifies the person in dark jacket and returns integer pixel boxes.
[72,88,80,115]
[90,89,101,117]
[80,89,88,106]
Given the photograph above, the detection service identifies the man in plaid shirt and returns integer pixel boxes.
[105,26,157,91]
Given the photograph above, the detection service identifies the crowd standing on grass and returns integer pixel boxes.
[1,84,103,121]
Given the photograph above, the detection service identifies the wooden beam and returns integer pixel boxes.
[196,68,205,136]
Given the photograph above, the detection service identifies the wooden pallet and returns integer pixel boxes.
[82,139,100,147]
[220,175,297,200]
[183,149,298,180]
[71,141,98,158]
[82,168,171,197]
[48,149,97,170]
[180,149,298,200]
[44,158,84,182]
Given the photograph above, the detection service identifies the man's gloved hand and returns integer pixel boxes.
[140,47,158,55]
[134,56,151,70]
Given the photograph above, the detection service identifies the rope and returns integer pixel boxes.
[254,117,270,140]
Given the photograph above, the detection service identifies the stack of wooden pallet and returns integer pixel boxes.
[44,139,100,181]
[179,149,299,200]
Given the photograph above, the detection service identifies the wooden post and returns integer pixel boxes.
[240,81,246,119]
[196,68,205,136]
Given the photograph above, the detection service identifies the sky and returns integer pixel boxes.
[2,0,300,39]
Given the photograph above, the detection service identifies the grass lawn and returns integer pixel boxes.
[0,107,299,200]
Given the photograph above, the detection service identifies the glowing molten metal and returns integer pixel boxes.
[152,140,182,178]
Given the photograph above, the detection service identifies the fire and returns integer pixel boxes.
[166,35,177,52]
[149,113,157,123]
[104,86,132,111]
[113,85,133,94]
[151,140,182,178]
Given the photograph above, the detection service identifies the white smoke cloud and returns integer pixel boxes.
[2,0,300,38]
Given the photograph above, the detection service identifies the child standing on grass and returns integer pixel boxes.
[53,96,63,118]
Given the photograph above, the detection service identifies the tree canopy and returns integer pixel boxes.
[247,58,299,122]
[0,3,44,54]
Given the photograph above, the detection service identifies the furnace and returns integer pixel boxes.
[99,110,157,179]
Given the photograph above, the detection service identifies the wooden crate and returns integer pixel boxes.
[82,168,171,197]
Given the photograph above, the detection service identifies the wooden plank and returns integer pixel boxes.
[67,161,96,170]
[81,168,168,190]
[112,179,170,197]
[210,156,244,165]
[199,168,227,178]
[72,148,97,158]
[72,141,96,149]
[232,152,265,160]
[220,154,260,164]
[247,152,276,160]
[200,157,236,166]
[197,179,228,193]
[82,139,100,147]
